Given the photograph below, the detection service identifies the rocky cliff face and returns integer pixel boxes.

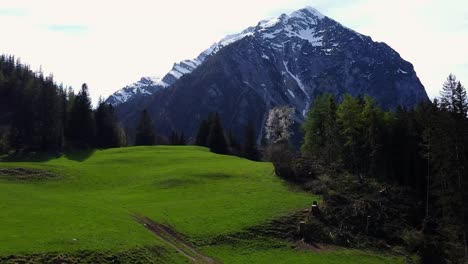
[113,7,428,142]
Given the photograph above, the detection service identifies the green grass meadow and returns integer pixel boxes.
[0,146,404,263]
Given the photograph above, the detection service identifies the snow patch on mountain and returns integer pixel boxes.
[283,61,310,116]
[107,6,334,106]
[106,76,168,105]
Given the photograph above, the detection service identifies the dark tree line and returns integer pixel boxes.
[134,109,156,146]
[195,113,259,160]
[133,109,187,146]
[0,55,124,153]
[300,74,468,263]
[169,131,186,145]
[0,55,190,152]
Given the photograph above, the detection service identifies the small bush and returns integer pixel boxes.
[303,218,333,244]
[0,127,10,154]
[401,229,423,253]
[267,144,317,183]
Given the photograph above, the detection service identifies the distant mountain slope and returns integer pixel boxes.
[105,28,256,106]
[114,7,428,141]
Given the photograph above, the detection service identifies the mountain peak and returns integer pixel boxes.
[111,5,428,141]
[106,6,330,106]
[257,6,326,30]
[292,6,326,19]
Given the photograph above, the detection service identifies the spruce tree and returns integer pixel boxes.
[453,81,468,118]
[195,117,212,146]
[37,75,63,151]
[227,130,241,154]
[170,130,180,145]
[302,93,341,164]
[242,122,259,161]
[66,83,95,148]
[440,74,458,112]
[337,94,365,175]
[179,133,186,145]
[207,113,228,154]
[95,100,120,148]
[170,131,186,145]
[135,109,155,146]
[361,96,385,175]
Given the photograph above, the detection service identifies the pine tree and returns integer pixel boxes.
[440,74,458,112]
[169,130,180,145]
[179,133,186,145]
[337,94,365,175]
[135,109,155,146]
[37,75,63,151]
[227,130,241,154]
[302,93,341,164]
[453,81,468,118]
[95,100,120,148]
[66,83,95,147]
[207,113,228,154]
[361,96,385,176]
[168,131,186,145]
[195,117,212,146]
[242,121,259,161]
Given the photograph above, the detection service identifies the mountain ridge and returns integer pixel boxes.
[112,6,428,141]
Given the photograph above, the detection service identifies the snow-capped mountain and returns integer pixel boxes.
[113,6,428,141]
[106,27,257,105]
[105,76,168,105]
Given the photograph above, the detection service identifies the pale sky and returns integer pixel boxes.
[0,0,466,104]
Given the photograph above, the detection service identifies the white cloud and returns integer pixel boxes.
[0,0,466,103]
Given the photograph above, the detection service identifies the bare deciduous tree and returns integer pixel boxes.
[265,106,294,144]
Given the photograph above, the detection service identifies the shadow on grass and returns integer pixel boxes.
[64,149,95,162]
[193,173,233,180]
[1,151,62,163]
[1,149,96,163]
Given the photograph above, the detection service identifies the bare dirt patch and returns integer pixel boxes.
[294,240,337,253]
[0,168,58,181]
[134,215,222,264]
[0,246,169,264]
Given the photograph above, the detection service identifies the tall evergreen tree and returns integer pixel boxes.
[37,75,63,151]
[135,109,155,146]
[302,93,341,164]
[361,96,385,176]
[169,130,178,145]
[95,100,120,148]
[440,74,458,112]
[66,83,95,147]
[440,74,468,118]
[242,121,259,161]
[337,94,365,175]
[453,81,468,118]
[207,113,228,154]
[179,133,186,145]
[195,117,212,147]
[227,130,241,155]
[169,131,187,145]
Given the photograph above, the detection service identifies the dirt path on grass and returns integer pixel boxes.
[134,215,221,264]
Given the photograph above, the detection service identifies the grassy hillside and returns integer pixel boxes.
[0,146,403,263]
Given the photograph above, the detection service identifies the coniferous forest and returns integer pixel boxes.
[296,82,468,263]
[0,55,125,153]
